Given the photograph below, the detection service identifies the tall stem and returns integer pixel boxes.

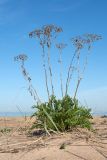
[42,46,50,100]
[73,51,81,99]
[65,52,76,96]
[59,50,63,98]
[73,49,90,99]
[21,64,41,103]
[73,78,81,99]
[47,41,54,96]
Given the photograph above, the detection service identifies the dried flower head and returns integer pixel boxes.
[29,24,63,47]
[71,34,102,50]
[29,29,43,39]
[71,36,84,50]
[56,43,67,50]
[84,34,102,42]
[42,24,63,38]
[14,54,28,62]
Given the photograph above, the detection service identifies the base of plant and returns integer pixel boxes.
[31,95,93,134]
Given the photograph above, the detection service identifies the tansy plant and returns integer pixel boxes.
[14,24,101,134]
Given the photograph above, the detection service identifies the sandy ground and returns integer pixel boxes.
[0,116,107,160]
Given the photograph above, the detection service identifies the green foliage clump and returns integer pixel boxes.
[31,95,92,133]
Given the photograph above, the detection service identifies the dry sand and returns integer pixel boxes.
[0,116,107,160]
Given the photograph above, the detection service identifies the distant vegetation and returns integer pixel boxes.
[0,127,12,134]
[14,24,101,134]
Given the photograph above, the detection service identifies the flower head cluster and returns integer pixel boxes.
[29,24,63,47]
[71,34,102,50]
[14,54,28,62]
[56,43,67,50]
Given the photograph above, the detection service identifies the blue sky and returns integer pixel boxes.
[0,0,107,114]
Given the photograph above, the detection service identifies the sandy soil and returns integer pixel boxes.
[0,116,107,160]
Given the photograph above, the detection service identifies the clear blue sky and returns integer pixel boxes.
[0,0,107,114]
